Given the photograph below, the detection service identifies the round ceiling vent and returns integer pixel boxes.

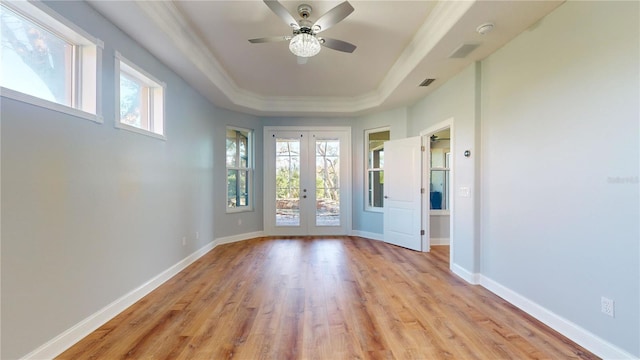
[476,23,495,35]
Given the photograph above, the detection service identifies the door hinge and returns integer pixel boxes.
[420,230,425,235]
[421,188,425,194]
[421,145,425,151]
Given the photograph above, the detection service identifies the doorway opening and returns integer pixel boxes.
[264,127,352,236]
[421,119,454,264]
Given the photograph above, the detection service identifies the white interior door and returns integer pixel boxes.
[264,128,350,235]
[383,136,423,251]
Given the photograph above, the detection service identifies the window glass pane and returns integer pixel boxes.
[368,170,384,208]
[1,4,72,105]
[239,132,248,168]
[316,140,340,226]
[227,169,249,208]
[238,170,248,207]
[366,129,389,209]
[367,130,389,169]
[430,170,449,210]
[226,127,252,211]
[226,129,238,167]
[227,169,238,207]
[119,73,142,128]
[275,138,300,226]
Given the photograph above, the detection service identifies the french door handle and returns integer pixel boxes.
[303,195,307,199]
[384,196,389,199]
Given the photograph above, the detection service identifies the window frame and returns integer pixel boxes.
[364,127,390,213]
[430,144,451,215]
[115,51,166,140]
[226,126,254,213]
[0,0,103,123]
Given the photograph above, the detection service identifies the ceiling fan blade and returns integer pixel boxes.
[312,1,354,33]
[263,0,299,29]
[249,36,291,44]
[320,37,356,53]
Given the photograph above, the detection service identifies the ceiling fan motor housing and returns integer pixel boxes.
[297,4,312,18]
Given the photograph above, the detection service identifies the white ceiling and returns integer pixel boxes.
[88,0,564,117]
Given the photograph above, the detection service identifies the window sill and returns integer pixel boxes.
[1,88,103,124]
[115,122,166,140]
[430,210,450,216]
[226,207,254,214]
[365,207,384,213]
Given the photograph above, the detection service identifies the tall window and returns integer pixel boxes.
[430,130,451,211]
[0,1,101,121]
[226,127,253,212]
[365,127,390,211]
[115,52,165,138]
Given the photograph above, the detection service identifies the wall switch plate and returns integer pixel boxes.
[458,187,470,198]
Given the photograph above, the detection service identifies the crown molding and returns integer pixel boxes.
[134,0,475,116]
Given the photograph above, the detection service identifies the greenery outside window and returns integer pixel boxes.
[365,127,390,212]
[0,1,102,122]
[115,52,165,139]
[227,127,253,212]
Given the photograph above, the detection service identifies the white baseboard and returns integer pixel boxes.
[22,232,636,360]
[216,231,265,246]
[21,231,263,360]
[479,275,638,360]
[430,237,450,245]
[350,230,384,241]
[450,263,480,284]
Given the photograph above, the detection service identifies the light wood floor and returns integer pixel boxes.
[58,237,598,359]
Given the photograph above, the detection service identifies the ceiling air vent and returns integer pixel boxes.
[449,43,480,59]
[419,78,436,87]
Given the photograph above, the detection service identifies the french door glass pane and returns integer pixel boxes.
[275,138,300,226]
[315,140,340,226]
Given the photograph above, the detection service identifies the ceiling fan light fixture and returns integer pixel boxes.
[289,33,321,58]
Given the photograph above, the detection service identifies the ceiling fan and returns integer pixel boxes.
[249,0,357,61]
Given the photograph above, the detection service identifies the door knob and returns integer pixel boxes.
[384,196,389,199]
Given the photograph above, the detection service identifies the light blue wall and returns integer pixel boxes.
[479,1,639,356]
[407,64,479,273]
[352,107,408,235]
[405,1,639,356]
[0,1,261,358]
[2,0,638,358]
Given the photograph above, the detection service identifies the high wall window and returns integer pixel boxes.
[0,1,102,122]
[115,52,165,139]
[226,127,253,212]
[365,127,390,211]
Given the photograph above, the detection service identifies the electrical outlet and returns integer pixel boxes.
[601,296,614,317]
[182,237,187,246]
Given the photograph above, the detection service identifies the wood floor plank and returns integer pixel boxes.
[57,237,599,360]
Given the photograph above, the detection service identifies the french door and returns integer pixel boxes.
[264,127,351,235]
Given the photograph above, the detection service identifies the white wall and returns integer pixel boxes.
[480,1,639,356]
[0,2,261,358]
[429,215,449,242]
